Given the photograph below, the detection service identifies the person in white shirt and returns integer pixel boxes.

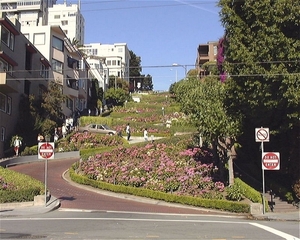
[13,136,22,156]
[144,128,148,141]
[126,123,131,141]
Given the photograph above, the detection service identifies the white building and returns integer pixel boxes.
[48,2,84,45]
[80,43,131,82]
[0,0,57,26]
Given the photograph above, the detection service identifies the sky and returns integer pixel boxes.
[60,0,224,91]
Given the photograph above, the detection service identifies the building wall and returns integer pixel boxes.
[48,3,84,45]
[81,43,131,82]
[0,0,57,26]
[195,41,218,78]
[0,15,50,158]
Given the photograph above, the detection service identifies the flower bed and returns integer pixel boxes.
[77,142,225,199]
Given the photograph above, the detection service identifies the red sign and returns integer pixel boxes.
[38,142,54,159]
[262,152,280,170]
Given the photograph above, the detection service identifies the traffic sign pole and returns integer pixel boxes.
[261,141,265,214]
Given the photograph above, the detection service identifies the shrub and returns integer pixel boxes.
[0,167,44,203]
[226,182,245,201]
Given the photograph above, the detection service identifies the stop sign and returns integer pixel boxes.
[38,142,54,159]
[262,152,280,170]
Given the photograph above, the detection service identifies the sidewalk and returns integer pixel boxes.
[0,195,60,217]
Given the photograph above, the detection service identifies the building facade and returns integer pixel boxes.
[48,2,84,45]
[21,24,90,119]
[0,0,57,26]
[0,14,51,158]
[195,41,218,78]
[80,43,131,82]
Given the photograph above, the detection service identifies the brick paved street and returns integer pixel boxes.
[9,158,235,215]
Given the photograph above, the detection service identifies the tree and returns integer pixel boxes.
[41,81,66,135]
[174,76,242,185]
[129,50,142,78]
[218,0,300,192]
[108,76,129,91]
[141,74,153,91]
[129,50,153,91]
[104,88,131,107]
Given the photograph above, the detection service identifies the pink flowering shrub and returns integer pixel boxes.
[0,176,16,191]
[79,143,225,199]
[57,132,124,152]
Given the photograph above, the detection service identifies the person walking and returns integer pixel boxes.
[126,123,131,141]
[144,128,148,141]
[13,136,22,156]
[54,128,59,142]
[62,124,67,138]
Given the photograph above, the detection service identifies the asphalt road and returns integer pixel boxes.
[9,158,240,216]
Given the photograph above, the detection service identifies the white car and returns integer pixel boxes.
[78,124,117,135]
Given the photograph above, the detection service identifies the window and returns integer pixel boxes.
[112,60,116,66]
[61,20,68,26]
[0,59,13,75]
[107,60,111,66]
[52,59,63,73]
[54,15,60,19]
[33,33,45,45]
[117,60,121,66]
[1,127,5,142]
[40,64,49,78]
[25,49,32,70]
[1,26,15,50]
[118,48,123,52]
[213,46,217,56]
[52,36,64,51]
[7,96,11,115]
[66,98,74,110]
[0,93,6,113]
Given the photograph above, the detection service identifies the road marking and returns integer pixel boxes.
[250,223,300,240]
[1,218,299,240]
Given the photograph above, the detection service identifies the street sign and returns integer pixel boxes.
[38,142,54,159]
[255,128,269,142]
[262,152,280,170]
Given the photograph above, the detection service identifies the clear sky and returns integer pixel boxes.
[61,0,224,91]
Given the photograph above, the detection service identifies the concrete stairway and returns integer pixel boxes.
[265,191,299,213]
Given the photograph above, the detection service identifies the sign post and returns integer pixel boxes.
[255,127,269,214]
[38,140,54,206]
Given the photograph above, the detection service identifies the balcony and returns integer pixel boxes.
[0,72,18,93]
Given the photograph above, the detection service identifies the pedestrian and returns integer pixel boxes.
[37,133,44,143]
[144,128,148,141]
[62,124,67,138]
[13,136,22,156]
[54,128,59,142]
[126,123,131,141]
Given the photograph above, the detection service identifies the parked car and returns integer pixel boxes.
[78,124,117,135]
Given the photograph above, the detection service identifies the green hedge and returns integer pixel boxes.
[69,167,250,213]
[0,167,44,203]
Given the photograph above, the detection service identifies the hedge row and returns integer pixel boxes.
[69,167,250,213]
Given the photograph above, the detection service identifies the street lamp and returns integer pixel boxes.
[172,63,187,79]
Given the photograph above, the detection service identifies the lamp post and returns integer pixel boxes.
[172,63,187,79]
[44,135,50,206]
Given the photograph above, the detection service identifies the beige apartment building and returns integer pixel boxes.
[21,24,90,119]
[195,41,218,78]
[0,14,51,158]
